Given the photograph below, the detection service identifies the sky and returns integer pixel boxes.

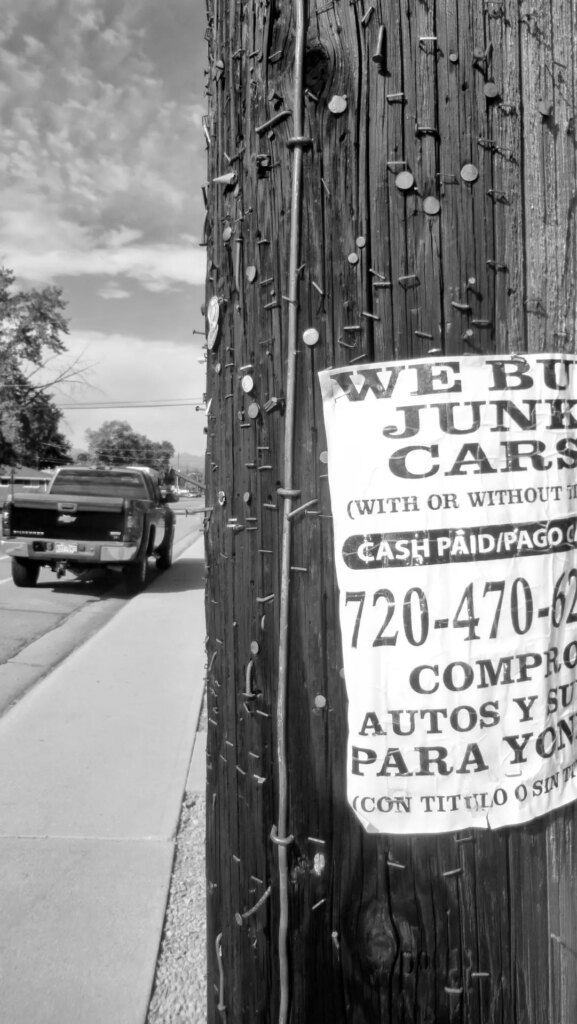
[0,0,208,460]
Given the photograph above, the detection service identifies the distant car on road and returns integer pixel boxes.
[161,484,179,502]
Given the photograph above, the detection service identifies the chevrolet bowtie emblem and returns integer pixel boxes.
[57,514,77,524]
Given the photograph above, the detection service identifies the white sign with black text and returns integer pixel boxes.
[319,355,577,833]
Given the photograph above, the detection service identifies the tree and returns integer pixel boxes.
[0,267,74,467]
[85,420,175,477]
[19,397,72,470]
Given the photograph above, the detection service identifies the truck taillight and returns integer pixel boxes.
[1,504,11,536]
[123,502,141,542]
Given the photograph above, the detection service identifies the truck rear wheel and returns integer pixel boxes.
[12,558,41,588]
[124,555,148,595]
[156,527,174,571]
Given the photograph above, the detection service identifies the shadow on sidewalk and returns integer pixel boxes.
[144,556,205,595]
[34,569,126,599]
[28,552,205,599]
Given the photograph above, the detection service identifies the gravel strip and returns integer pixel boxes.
[146,788,207,1023]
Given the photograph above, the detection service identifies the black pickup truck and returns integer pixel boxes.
[1,465,176,593]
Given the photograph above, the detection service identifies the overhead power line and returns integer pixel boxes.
[58,399,205,409]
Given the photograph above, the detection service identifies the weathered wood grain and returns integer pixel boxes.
[203,1,577,1021]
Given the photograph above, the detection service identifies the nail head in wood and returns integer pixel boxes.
[303,329,319,350]
[328,95,348,115]
[395,170,415,192]
[423,196,441,215]
[460,163,479,183]
[484,81,500,101]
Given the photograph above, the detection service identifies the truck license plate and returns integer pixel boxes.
[54,543,77,554]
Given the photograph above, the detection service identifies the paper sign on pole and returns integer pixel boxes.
[319,355,577,833]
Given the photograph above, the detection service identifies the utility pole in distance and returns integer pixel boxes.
[202,2,577,1021]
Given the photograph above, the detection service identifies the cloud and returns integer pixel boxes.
[0,190,206,291]
[0,1,209,454]
[0,0,207,287]
[11,236,206,291]
[98,283,132,300]
[102,227,143,247]
[51,328,208,453]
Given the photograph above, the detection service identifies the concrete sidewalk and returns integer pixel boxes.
[0,536,206,1024]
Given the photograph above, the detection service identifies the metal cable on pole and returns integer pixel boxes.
[274,1,307,1021]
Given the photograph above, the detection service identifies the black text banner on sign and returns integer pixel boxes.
[319,355,577,834]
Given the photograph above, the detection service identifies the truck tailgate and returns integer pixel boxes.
[8,492,127,542]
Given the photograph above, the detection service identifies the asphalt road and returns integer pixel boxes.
[0,496,206,717]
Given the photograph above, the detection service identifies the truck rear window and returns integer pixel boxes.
[50,472,149,498]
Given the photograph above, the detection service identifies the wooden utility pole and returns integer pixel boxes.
[202,1,577,1021]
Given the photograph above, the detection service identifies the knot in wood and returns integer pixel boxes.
[359,900,398,976]
[304,46,330,98]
